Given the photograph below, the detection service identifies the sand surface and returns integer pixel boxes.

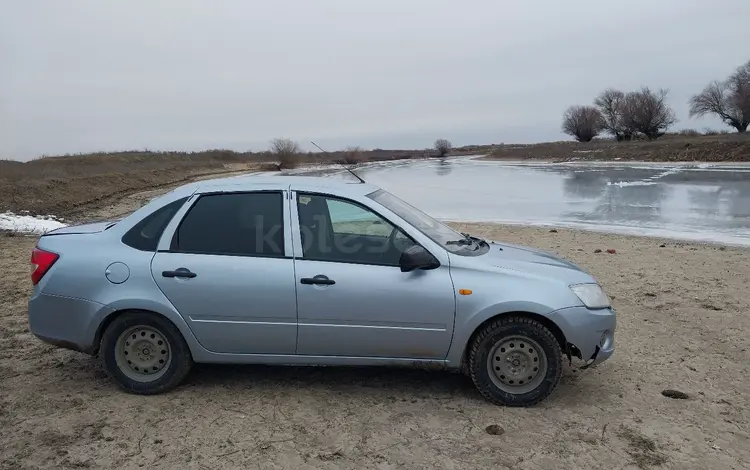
[1,222,748,469]
[1,178,749,469]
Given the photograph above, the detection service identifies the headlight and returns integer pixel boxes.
[570,283,610,309]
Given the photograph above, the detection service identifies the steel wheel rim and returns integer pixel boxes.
[114,325,172,382]
[487,335,548,394]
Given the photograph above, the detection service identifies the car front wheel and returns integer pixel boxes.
[468,315,563,406]
[100,311,193,394]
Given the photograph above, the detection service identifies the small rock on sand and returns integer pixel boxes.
[661,389,690,399]
[594,249,602,253]
[485,424,505,436]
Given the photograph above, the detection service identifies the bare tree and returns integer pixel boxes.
[434,139,452,158]
[621,87,677,139]
[340,146,364,165]
[594,89,634,141]
[690,60,750,133]
[730,61,750,130]
[561,105,605,142]
[270,138,300,169]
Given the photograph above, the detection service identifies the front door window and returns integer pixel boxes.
[296,193,414,266]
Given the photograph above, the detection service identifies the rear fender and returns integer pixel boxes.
[96,298,205,356]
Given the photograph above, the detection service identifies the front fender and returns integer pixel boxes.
[444,264,584,366]
[445,300,555,366]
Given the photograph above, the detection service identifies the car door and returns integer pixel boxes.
[292,191,456,359]
[151,190,298,354]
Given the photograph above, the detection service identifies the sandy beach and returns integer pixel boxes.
[2,220,748,469]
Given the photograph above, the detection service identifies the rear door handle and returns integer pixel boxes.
[162,268,197,279]
[300,275,335,285]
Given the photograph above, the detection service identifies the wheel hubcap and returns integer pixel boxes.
[115,326,171,382]
[487,336,547,394]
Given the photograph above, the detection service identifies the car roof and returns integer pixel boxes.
[171,174,381,198]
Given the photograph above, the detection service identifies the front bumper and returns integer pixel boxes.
[548,305,616,368]
[28,292,113,355]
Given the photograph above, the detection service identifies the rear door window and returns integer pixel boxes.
[172,192,285,257]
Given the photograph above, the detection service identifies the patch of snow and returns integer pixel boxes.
[607,181,658,187]
[572,150,603,153]
[606,165,684,187]
[649,167,682,180]
[0,212,68,234]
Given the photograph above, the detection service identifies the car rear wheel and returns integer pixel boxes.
[468,315,562,406]
[100,311,193,394]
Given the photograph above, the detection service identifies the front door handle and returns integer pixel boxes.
[300,275,335,286]
[162,268,197,279]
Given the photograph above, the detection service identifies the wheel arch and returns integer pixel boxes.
[92,300,202,356]
[458,311,569,373]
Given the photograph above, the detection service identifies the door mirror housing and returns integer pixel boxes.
[399,245,440,272]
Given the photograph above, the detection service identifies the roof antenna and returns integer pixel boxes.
[310,140,366,184]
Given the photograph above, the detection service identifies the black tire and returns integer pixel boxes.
[100,311,193,395]
[468,315,563,406]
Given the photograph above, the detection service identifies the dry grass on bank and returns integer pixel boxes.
[0,149,426,218]
[486,132,750,162]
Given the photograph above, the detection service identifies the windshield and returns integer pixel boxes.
[368,189,484,255]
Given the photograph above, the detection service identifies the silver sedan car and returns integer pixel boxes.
[28,175,615,406]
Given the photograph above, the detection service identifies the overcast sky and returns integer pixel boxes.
[2,0,749,160]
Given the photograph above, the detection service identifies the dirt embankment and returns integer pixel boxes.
[0,148,447,218]
[0,151,265,219]
[484,133,750,163]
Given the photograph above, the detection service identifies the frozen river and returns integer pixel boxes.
[318,157,750,246]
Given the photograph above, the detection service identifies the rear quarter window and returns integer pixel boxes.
[121,197,189,251]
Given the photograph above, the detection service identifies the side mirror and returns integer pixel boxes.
[399,245,440,272]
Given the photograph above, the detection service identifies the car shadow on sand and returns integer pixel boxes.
[174,362,608,407]
[185,363,479,399]
[63,354,612,407]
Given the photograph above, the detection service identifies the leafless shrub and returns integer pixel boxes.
[270,138,300,170]
[434,139,452,157]
[561,105,605,142]
[703,128,731,136]
[678,128,701,137]
[340,146,364,165]
[689,60,750,133]
[622,88,677,140]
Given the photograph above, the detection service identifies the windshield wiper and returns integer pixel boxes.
[446,233,484,250]
[462,232,489,247]
[446,238,475,246]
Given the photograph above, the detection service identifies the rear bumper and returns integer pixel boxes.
[548,305,616,368]
[28,292,113,355]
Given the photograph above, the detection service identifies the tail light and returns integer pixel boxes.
[31,247,59,285]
